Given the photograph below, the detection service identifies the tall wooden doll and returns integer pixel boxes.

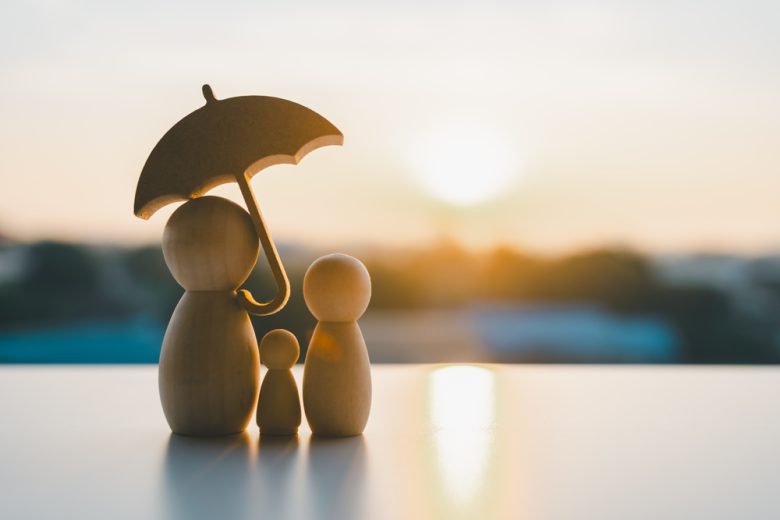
[159,196,260,436]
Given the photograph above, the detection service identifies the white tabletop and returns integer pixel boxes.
[1,365,779,520]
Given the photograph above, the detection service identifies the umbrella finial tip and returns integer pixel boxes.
[202,84,217,104]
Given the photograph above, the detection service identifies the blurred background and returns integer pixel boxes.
[1,0,779,364]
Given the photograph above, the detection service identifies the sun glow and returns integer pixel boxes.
[407,123,519,206]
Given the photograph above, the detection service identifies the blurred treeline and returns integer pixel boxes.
[369,244,780,363]
[1,240,779,363]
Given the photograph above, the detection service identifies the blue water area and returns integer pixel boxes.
[0,318,164,363]
[0,306,679,364]
[472,304,678,362]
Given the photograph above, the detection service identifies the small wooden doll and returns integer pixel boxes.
[257,329,302,436]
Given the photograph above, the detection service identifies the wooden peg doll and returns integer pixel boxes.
[302,253,372,436]
[257,329,302,436]
[158,196,260,436]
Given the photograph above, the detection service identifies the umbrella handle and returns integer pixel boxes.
[234,172,291,316]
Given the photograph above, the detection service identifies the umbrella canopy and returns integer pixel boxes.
[134,85,343,219]
[134,85,343,316]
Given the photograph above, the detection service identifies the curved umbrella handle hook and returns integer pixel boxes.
[234,172,290,316]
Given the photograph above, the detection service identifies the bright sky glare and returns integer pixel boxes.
[1,0,779,253]
[406,122,519,206]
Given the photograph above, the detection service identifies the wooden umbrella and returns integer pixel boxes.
[134,84,343,315]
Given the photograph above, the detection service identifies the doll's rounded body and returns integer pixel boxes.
[257,329,302,435]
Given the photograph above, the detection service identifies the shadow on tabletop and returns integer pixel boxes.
[163,432,253,520]
[306,435,368,519]
[162,431,367,520]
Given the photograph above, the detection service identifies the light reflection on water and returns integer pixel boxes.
[429,365,496,509]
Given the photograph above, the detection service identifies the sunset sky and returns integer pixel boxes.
[1,0,779,254]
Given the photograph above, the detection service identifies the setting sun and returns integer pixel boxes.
[406,123,519,206]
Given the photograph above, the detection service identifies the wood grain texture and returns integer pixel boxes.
[136,86,348,435]
[302,254,371,322]
[134,85,343,220]
[162,196,258,291]
[135,85,344,317]
[260,329,300,370]
[257,372,301,436]
[159,291,259,436]
[234,172,289,316]
[159,196,261,436]
[303,322,372,436]
[257,329,302,436]
[302,254,372,436]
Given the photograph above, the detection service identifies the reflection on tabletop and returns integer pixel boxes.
[160,365,497,520]
[162,431,370,520]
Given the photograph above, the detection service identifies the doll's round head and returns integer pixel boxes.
[260,329,299,369]
[162,196,259,291]
[303,253,371,321]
